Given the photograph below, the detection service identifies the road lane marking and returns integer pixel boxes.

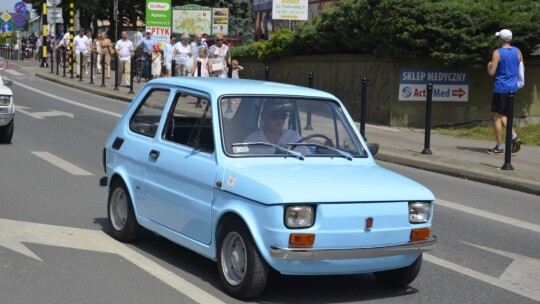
[17,106,74,119]
[31,151,93,176]
[0,218,224,304]
[12,80,122,118]
[4,69,24,76]
[436,198,540,233]
[425,253,540,302]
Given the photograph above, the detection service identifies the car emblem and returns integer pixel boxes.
[365,217,374,230]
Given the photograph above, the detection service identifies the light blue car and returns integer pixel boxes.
[101,78,436,299]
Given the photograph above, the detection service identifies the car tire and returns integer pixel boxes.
[107,179,141,242]
[374,253,423,287]
[217,220,269,299]
[0,119,14,144]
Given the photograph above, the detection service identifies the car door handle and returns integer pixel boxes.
[149,150,160,160]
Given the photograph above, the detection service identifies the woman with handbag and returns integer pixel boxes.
[100,32,113,78]
[209,33,230,78]
[172,33,192,76]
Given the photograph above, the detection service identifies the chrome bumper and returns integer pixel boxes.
[269,236,437,260]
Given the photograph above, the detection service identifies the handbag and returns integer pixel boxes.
[211,59,223,72]
[109,45,116,57]
[518,61,525,88]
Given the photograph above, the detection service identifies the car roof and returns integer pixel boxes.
[148,77,338,100]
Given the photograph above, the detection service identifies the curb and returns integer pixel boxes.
[375,150,540,196]
[35,72,135,102]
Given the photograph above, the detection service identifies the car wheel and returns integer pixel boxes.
[0,119,14,144]
[217,220,269,299]
[107,179,141,242]
[374,253,423,287]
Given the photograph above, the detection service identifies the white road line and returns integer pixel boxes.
[13,80,122,118]
[436,198,540,233]
[4,69,25,76]
[31,151,93,176]
[0,218,225,304]
[425,254,540,302]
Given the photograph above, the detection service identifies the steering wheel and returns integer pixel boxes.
[296,133,332,143]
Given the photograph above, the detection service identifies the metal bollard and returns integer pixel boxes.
[56,50,60,75]
[62,50,67,77]
[114,55,119,90]
[227,63,233,78]
[128,55,135,94]
[360,77,368,141]
[501,91,515,170]
[89,53,95,84]
[70,50,74,79]
[197,61,201,77]
[50,52,54,73]
[421,83,434,155]
[304,72,314,130]
[101,57,106,87]
[171,60,176,76]
[79,51,84,81]
[265,66,270,81]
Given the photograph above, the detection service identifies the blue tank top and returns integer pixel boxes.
[494,47,519,93]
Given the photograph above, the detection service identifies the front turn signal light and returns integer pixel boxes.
[289,233,315,248]
[411,228,431,241]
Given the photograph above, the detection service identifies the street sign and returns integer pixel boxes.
[47,7,63,24]
[1,12,11,22]
[14,2,27,15]
[13,14,26,28]
[1,22,12,33]
[47,0,62,6]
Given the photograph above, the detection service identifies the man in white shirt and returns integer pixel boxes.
[116,31,135,87]
[73,28,90,76]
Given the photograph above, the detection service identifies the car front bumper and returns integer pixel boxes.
[0,113,14,126]
[270,235,437,260]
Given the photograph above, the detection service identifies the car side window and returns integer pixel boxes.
[129,89,170,138]
[163,92,213,153]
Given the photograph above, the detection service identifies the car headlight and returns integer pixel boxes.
[0,95,11,106]
[285,205,315,228]
[409,201,432,223]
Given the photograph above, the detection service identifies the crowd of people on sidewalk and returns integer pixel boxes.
[29,27,244,88]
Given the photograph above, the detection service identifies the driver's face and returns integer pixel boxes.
[261,111,288,133]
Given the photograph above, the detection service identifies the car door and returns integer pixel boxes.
[144,90,216,244]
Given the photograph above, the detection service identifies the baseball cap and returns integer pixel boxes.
[496,29,512,42]
[146,29,152,34]
[153,45,160,51]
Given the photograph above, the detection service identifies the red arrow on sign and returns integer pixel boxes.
[452,88,466,98]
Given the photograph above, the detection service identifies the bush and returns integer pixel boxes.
[238,0,540,67]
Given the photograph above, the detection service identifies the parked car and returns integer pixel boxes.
[0,74,14,143]
[101,78,436,299]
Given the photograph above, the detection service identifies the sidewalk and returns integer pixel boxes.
[24,63,540,196]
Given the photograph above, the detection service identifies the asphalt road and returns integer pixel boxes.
[1,68,539,304]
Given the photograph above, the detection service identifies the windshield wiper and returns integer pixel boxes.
[233,142,305,160]
[289,143,354,160]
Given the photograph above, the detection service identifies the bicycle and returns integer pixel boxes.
[0,55,7,71]
[133,54,146,83]
[56,47,72,68]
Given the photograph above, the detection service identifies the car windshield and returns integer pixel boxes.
[220,96,366,158]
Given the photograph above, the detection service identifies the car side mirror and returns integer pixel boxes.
[3,80,12,86]
[367,143,379,156]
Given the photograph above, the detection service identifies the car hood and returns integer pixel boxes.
[220,163,434,204]
[0,85,12,96]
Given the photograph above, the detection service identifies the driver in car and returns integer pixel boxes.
[243,100,310,154]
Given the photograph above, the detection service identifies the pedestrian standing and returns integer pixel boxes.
[231,59,243,79]
[190,47,211,77]
[190,33,209,66]
[172,33,192,77]
[73,28,90,76]
[486,29,523,155]
[136,29,157,81]
[100,32,113,79]
[163,36,175,77]
[115,31,134,87]
[208,33,230,78]
[93,33,102,75]
[85,30,93,74]
[151,45,162,79]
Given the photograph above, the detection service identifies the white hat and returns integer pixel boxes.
[496,29,512,42]
[146,29,152,34]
